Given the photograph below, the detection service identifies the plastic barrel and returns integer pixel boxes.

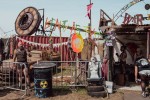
[33,62,56,98]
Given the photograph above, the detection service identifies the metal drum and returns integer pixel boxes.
[33,62,56,98]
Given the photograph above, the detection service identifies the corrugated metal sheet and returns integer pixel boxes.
[10,35,77,61]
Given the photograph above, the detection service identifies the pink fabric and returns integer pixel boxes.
[86,3,93,19]
[87,3,93,11]
[102,59,108,80]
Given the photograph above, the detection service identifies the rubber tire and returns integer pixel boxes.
[88,91,107,98]
[87,86,104,92]
[15,7,42,36]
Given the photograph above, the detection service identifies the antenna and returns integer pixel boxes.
[0,27,13,38]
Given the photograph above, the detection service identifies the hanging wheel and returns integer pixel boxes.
[15,7,42,36]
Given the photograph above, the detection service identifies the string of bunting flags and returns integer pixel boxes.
[16,36,68,48]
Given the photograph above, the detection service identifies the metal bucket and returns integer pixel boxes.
[105,81,113,93]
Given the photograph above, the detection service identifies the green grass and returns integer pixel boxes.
[53,66,75,77]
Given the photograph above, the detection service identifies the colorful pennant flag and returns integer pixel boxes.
[44,17,50,30]
[16,36,68,48]
[86,3,93,19]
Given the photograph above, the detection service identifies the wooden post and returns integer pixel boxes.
[75,53,79,86]
[107,14,115,81]
[59,27,63,86]
[108,46,113,81]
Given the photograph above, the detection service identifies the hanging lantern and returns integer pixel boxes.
[70,33,84,53]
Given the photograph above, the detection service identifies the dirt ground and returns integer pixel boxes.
[0,87,146,100]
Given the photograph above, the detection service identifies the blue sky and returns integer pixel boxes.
[0,0,150,38]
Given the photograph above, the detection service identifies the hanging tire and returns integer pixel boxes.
[15,7,42,36]
[87,86,104,92]
[88,91,107,98]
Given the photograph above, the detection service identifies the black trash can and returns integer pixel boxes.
[33,62,56,98]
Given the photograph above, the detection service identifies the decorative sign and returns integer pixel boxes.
[121,0,142,11]
[71,33,84,53]
[105,29,116,47]
[40,80,48,89]
[122,13,150,25]
[106,40,113,46]
[44,18,101,35]
[114,0,143,22]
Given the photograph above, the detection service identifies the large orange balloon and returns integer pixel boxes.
[71,33,84,53]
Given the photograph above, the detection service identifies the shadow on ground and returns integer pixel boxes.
[0,89,13,97]
[52,87,73,96]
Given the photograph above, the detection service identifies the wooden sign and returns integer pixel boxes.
[122,13,150,25]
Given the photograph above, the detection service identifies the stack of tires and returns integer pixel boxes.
[87,85,107,98]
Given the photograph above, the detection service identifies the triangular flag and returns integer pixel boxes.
[44,17,50,30]
[87,12,91,19]
[87,3,93,11]
[86,3,93,19]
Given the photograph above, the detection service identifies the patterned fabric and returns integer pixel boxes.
[135,57,150,71]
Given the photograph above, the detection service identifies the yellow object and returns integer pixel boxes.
[147,14,150,20]
[40,80,48,89]
[71,33,84,53]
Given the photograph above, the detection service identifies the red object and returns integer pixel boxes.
[87,13,91,19]
[102,58,108,80]
[11,36,78,61]
[126,43,138,60]
[86,3,93,19]
[71,33,84,53]
[18,41,24,45]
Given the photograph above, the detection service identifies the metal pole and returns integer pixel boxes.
[147,30,150,58]
[89,0,92,38]
[90,0,92,27]
[38,8,45,36]
[43,8,44,31]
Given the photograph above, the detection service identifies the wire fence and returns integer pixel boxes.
[34,60,90,87]
[0,60,103,98]
[37,60,102,87]
[0,61,28,98]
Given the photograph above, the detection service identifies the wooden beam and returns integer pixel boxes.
[47,23,88,33]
